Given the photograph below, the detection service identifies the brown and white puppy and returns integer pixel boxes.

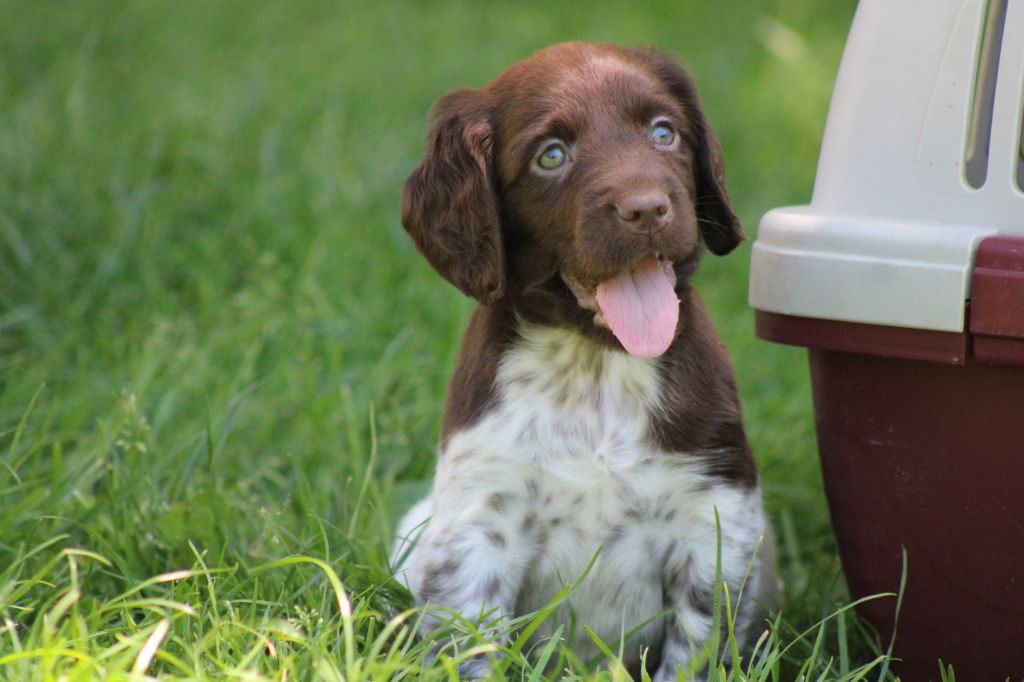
[392,42,776,680]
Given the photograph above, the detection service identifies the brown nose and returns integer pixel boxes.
[615,191,671,233]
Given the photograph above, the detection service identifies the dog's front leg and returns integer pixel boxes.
[653,539,771,681]
[652,574,719,682]
[412,493,541,679]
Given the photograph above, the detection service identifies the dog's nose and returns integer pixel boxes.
[615,191,671,233]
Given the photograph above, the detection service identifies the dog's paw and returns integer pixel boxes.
[458,656,495,680]
[653,663,706,682]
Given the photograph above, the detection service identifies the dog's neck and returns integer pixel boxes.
[498,319,662,416]
[439,291,691,444]
[439,288,758,488]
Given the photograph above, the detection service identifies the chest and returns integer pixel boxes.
[437,324,721,570]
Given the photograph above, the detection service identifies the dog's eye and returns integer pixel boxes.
[536,142,569,170]
[651,123,675,147]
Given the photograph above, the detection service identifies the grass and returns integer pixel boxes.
[0,0,914,679]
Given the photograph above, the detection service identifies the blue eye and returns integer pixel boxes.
[537,142,568,170]
[651,122,675,146]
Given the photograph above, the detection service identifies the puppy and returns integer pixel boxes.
[392,42,776,680]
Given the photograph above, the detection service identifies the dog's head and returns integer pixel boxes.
[402,42,743,358]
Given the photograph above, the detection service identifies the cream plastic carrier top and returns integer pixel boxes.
[749,0,1024,333]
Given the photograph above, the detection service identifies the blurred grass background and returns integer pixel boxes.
[0,1,877,679]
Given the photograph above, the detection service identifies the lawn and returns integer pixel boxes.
[0,1,900,679]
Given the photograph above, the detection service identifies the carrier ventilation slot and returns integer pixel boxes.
[1017,96,1023,192]
[964,0,1008,189]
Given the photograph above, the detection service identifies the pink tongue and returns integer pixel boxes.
[595,255,679,358]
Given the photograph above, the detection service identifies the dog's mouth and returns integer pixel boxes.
[561,253,679,359]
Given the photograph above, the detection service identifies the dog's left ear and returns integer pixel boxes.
[642,50,745,256]
[401,88,506,304]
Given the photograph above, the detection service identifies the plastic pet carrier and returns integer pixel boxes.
[749,0,1024,679]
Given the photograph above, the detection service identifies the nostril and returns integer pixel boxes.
[619,208,641,222]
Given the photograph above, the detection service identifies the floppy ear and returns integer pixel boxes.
[401,88,505,304]
[642,50,744,255]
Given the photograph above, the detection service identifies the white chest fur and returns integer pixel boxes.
[393,324,766,669]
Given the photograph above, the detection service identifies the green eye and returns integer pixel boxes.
[537,142,568,170]
[651,123,675,146]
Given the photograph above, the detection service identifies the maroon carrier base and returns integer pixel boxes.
[757,235,1024,681]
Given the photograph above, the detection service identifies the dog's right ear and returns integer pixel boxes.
[401,88,505,305]
[640,49,745,256]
